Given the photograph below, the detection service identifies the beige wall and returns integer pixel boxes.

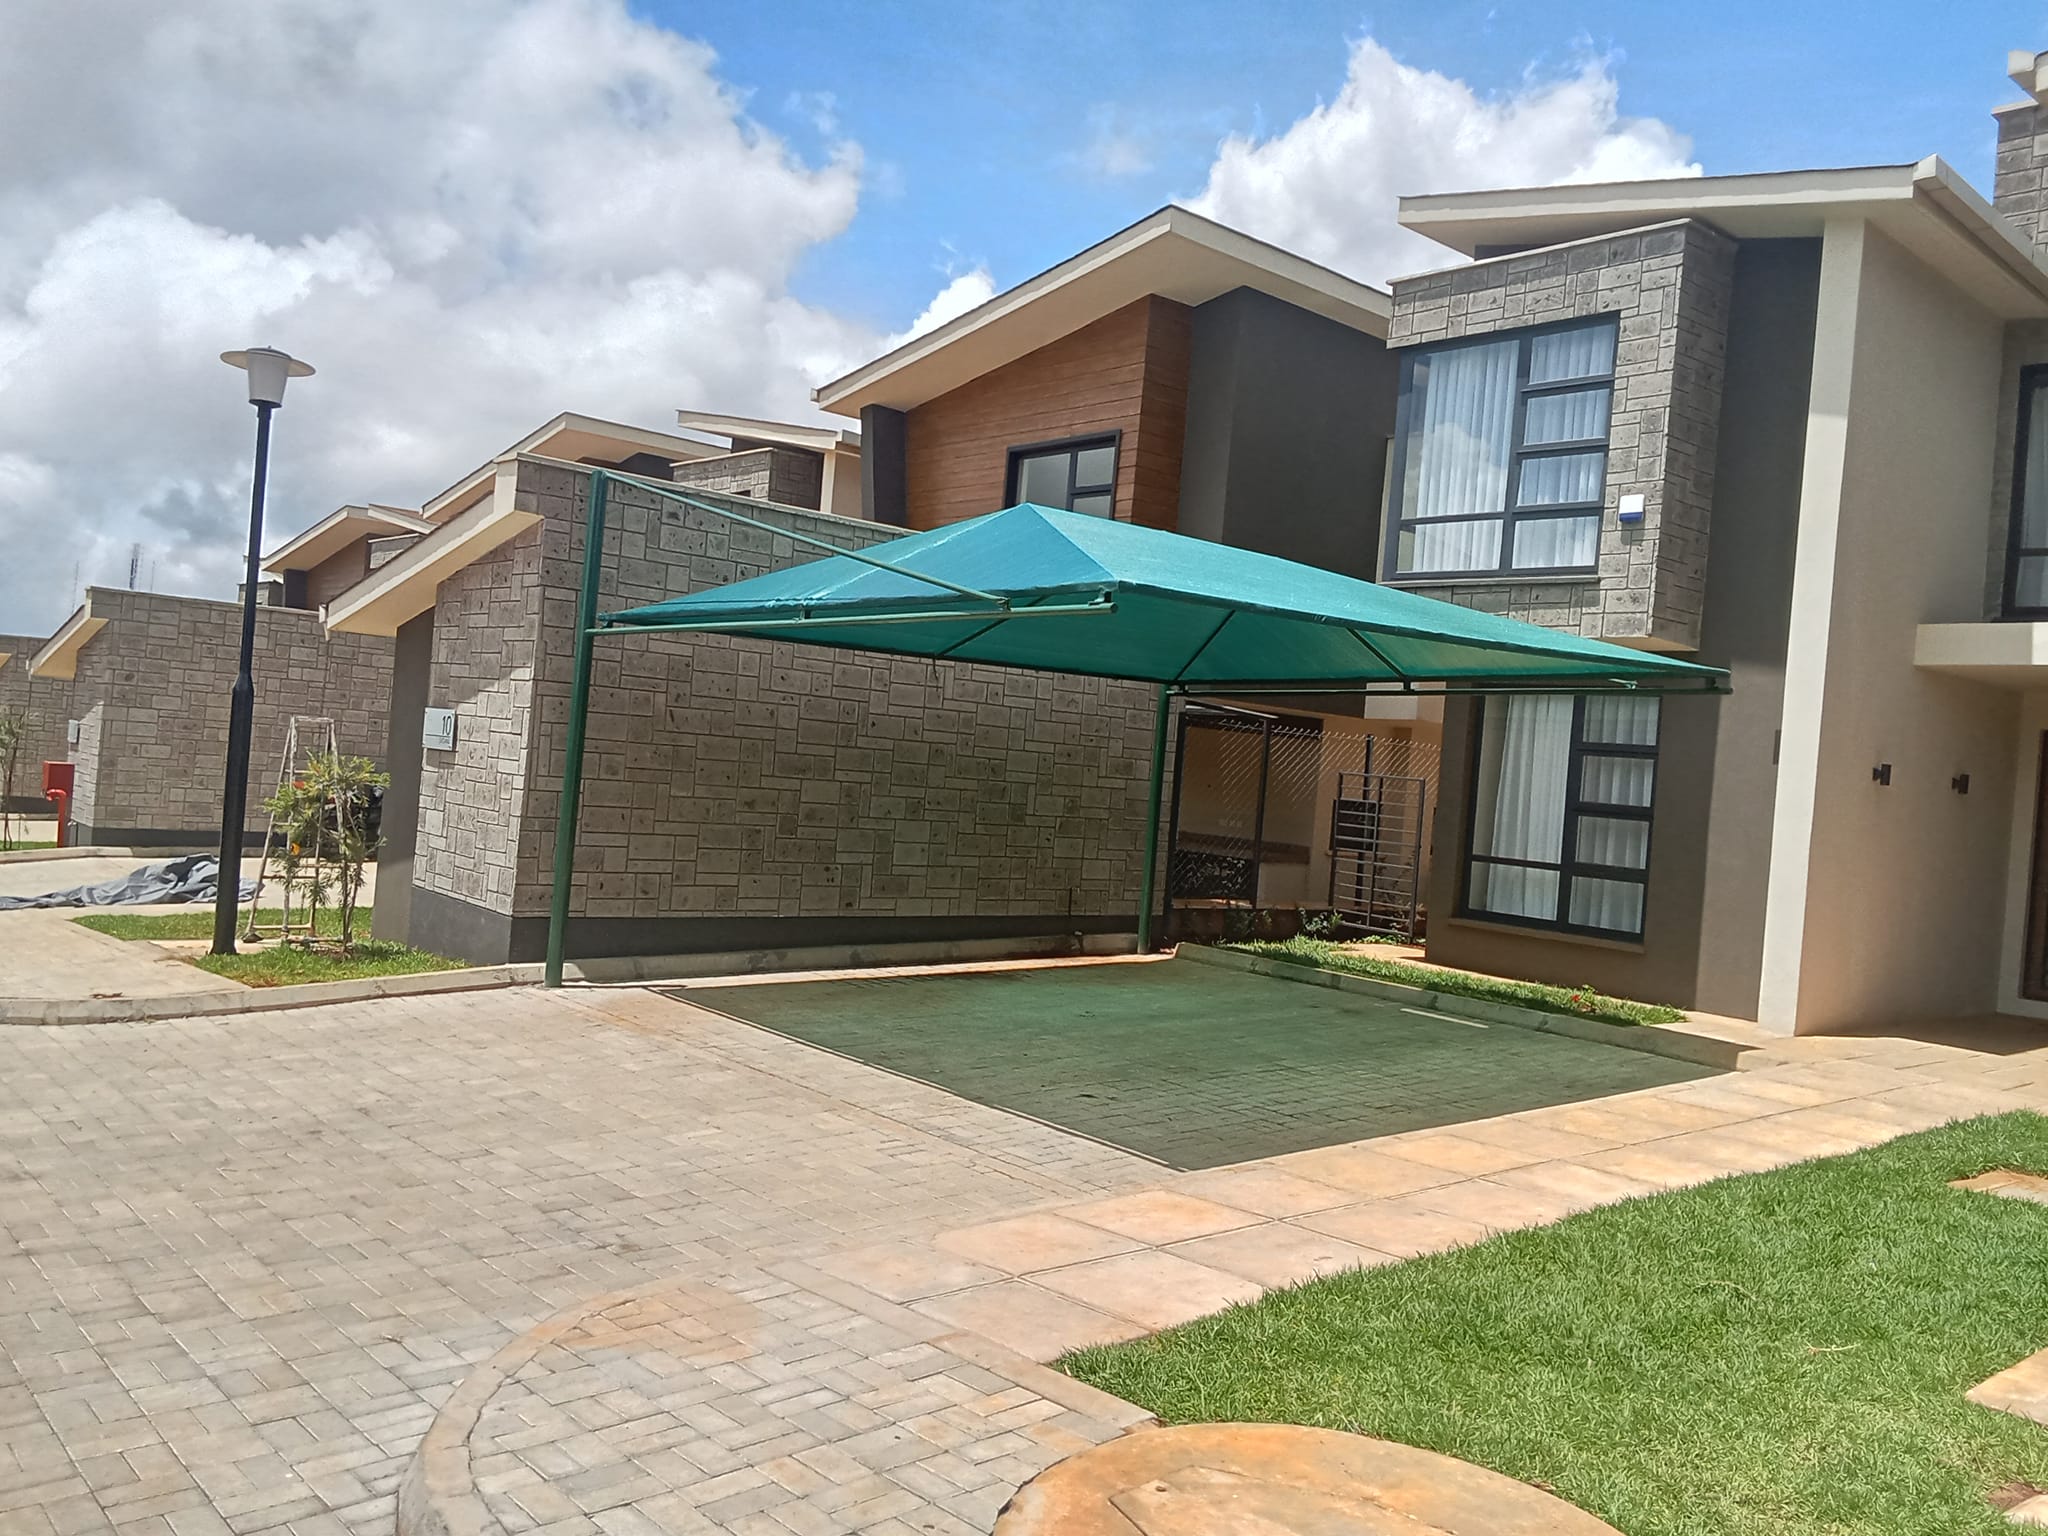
[1761,222,2018,1032]
[2000,690,2048,1022]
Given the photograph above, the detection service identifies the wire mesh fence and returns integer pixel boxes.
[1165,702,1440,940]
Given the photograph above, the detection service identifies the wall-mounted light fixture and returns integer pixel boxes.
[1953,773,1971,795]
[1872,763,1893,786]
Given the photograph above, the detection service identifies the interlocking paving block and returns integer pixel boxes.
[677,963,1719,1169]
[993,1422,1625,1534]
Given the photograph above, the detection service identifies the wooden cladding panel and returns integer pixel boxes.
[904,296,1191,532]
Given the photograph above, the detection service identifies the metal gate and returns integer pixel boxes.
[1164,702,1436,940]
[1328,766,1428,939]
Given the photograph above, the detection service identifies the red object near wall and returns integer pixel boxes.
[41,761,72,848]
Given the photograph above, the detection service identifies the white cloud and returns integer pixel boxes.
[1190,38,1700,285]
[0,0,913,632]
[1076,108,1155,181]
[887,269,999,348]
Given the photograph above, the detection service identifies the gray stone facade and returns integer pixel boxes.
[1996,102,2048,256]
[1387,218,1736,650]
[0,636,74,809]
[670,445,825,509]
[63,588,393,843]
[407,459,1167,956]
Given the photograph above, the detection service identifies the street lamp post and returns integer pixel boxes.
[211,347,314,956]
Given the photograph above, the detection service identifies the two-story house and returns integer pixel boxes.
[1362,49,2048,1036]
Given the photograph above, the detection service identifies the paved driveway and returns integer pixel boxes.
[0,987,1151,1535]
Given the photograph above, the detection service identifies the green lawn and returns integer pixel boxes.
[1065,1113,2048,1536]
[1228,935,1686,1027]
[75,905,371,941]
[188,940,462,989]
[1,840,56,852]
[74,906,462,988]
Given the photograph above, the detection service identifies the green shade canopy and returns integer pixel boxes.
[606,504,1725,693]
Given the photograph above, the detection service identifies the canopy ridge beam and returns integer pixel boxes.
[585,472,1008,610]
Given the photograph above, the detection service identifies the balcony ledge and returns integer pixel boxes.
[1913,620,2048,687]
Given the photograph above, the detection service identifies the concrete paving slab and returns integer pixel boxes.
[993,1422,1626,1534]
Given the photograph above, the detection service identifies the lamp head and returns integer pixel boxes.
[221,347,315,407]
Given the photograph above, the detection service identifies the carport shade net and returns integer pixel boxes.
[544,486,1727,983]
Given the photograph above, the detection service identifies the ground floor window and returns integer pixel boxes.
[1464,692,1658,939]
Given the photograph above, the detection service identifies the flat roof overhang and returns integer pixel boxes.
[1914,621,2048,687]
[29,600,107,680]
[674,410,860,453]
[1397,158,2048,320]
[422,412,734,524]
[261,504,431,575]
[325,462,540,636]
[815,205,1392,417]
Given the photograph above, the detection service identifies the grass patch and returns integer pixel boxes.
[75,906,372,941]
[1,840,56,852]
[187,940,461,989]
[1227,935,1684,1027]
[1066,1113,2048,1536]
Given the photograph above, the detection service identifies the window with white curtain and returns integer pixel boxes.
[1465,692,1659,939]
[1386,318,1618,580]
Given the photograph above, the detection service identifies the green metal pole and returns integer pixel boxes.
[544,469,610,987]
[1136,683,1171,952]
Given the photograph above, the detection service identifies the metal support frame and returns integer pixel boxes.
[538,461,1722,982]
[544,470,610,987]
[1135,684,1171,953]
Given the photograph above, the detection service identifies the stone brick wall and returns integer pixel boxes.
[413,533,543,911]
[1387,219,1735,650]
[670,447,825,510]
[410,459,1168,937]
[1996,103,2048,256]
[62,588,394,841]
[0,636,75,807]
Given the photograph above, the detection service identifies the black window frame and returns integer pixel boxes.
[1459,693,1658,941]
[1005,430,1119,516]
[1382,315,1620,582]
[2005,364,2048,619]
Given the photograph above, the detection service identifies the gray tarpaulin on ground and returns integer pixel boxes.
[0,854,261,911]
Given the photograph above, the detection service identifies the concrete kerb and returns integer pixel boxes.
[0,844,157,865]
[0,930,1140,1025]
[1178,942,1754,1072]
[0,963,540,1025]
[394,1259,1159,1536]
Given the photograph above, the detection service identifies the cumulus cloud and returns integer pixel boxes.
[0,0,908,632]
[887,269,999,348]
[1190,38,1700,285]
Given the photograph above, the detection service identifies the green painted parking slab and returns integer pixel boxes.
[671,961,1719,1170]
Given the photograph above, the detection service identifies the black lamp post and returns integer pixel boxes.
[211,346,314,956]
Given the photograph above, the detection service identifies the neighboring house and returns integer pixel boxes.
[814,204,1442,927]
[332,211,1464,967]
[318,411,926,958]
[263,505,435,611]
[1369,47,2048,1034]
[0,635,74,810]
[28,587,390,847]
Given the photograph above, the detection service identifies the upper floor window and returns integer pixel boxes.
[1385,317,1618,581]
[2007,366,2048,617]
[1464,692,1659,940]
[1008,434,1117,517]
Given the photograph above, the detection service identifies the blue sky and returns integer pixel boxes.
[645,0,2048,330]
